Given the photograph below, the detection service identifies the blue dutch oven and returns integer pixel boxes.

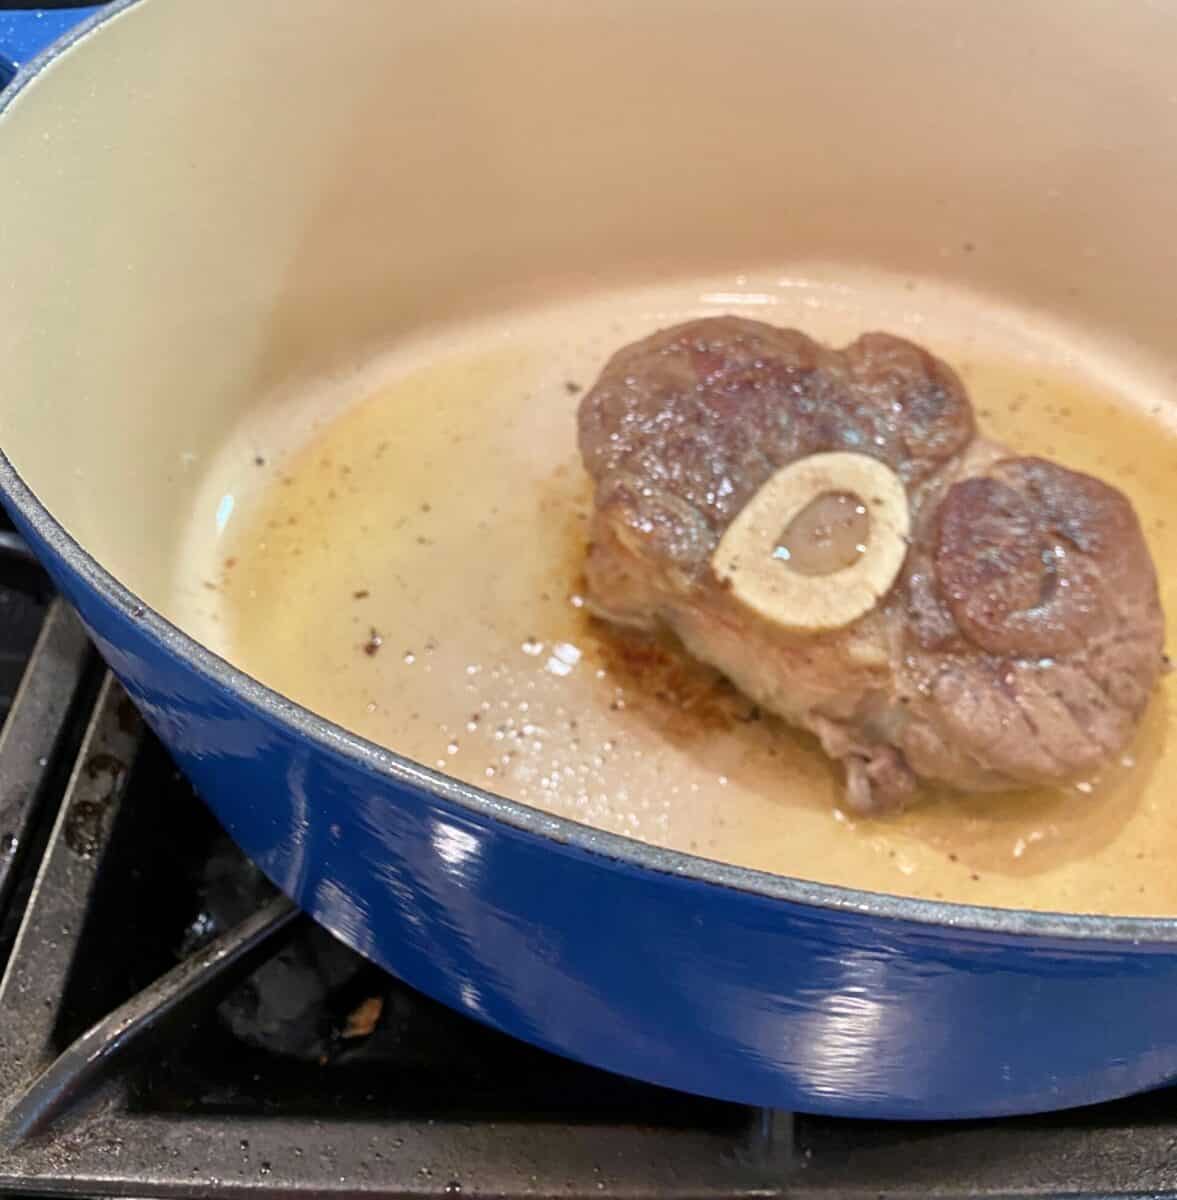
[1,0,1176,1120]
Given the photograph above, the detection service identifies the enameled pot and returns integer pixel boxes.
[2,0,1177,1118]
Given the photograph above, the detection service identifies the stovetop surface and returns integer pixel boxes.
[4,7,1177,1197]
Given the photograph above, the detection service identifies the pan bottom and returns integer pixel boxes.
[173,264,1177,918]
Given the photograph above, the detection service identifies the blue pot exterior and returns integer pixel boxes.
[0,7,103,86]
[6,496,1177,1121]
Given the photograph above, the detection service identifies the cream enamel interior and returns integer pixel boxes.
[1,0,1177,912]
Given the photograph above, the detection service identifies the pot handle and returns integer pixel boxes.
[0,6,104,90]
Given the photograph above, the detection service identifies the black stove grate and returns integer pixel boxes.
[0,524,1176,1197]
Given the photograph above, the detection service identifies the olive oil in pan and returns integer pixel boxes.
[180,272,1177,916]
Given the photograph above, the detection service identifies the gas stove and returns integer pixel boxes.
[4,7,1177,1198]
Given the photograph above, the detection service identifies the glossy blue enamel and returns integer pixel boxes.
[0,7,101,84]
[4,0,1177,1122]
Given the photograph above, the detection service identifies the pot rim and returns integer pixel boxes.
[2,0,1175,947]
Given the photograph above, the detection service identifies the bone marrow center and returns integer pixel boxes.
[712,452,911,632]
[774,490,871,576]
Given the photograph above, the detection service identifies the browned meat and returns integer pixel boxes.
[577,317,1165,811]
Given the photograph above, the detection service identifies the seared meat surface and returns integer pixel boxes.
[577,317,1165,811]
